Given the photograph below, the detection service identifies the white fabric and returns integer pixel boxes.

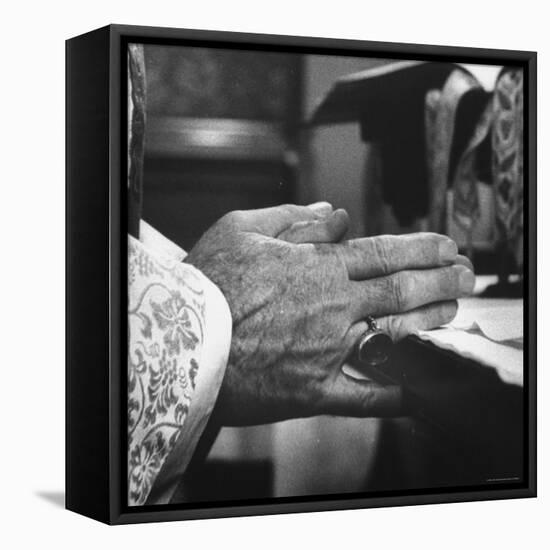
[417,296,523,387]
[139,220,189,262]
[451,297,523,342]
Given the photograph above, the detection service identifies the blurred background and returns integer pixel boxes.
[136,44,523,502]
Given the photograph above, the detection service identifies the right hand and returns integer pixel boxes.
[186,205,474,425]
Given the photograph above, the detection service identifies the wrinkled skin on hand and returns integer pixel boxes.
[185,205,474,426]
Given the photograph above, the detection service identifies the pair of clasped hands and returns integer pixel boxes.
[185,202,475,426]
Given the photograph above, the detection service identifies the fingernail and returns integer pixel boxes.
[307,201,333,217]
[332,208,350,223]
[443,300,459,322]
[455,254,474,272]
[439,238,458,263]
[457,265,475,295]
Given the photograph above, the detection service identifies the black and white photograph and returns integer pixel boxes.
[123,37,531,510]
[6,0,550,546]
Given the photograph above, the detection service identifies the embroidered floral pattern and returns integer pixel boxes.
[143,349,191,428]
[151,291,201,356]
[128,236,205,506]
[129,433,166,505]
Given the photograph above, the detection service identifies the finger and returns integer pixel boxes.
[455,254,474,271]
[227,203,334,237]
[375,300,458,340]
[277,209,350,244]
[343,301,458,349]
[320,370,403,417]
[306,201,334,217]
[336,233,458,280]
[350,264,475,318]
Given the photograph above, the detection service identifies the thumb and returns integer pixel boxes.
[320,368,403,417]
[277,208,350,244]
[233,202,334,237]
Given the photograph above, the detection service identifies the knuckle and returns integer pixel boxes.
[388,272,408,311]
[387,314,407,340]
[372,236,391,274]
[415,232,442,262]
[220,210,243,228]
[280,203,301,217]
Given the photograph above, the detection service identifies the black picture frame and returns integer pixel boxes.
[66,23,537,525]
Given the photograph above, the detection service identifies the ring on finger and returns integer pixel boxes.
[356,316,394,367]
